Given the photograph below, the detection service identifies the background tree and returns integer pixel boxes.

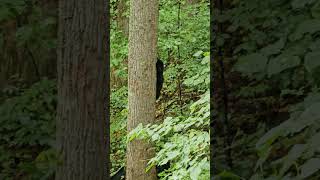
[56,0,109,179]
[126,0,159,179]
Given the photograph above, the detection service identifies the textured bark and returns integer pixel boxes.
[56,0,109,179]
[212,0,234,173]
[126,0,159,179]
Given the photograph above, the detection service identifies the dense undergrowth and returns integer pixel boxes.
[1,0,57,179]
[0,79,57,179]
[212,0,320,179]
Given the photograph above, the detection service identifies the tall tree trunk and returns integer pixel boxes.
[56,0,109,179]
[126,0,159,179]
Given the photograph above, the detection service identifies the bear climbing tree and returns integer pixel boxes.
[156,58,164,99]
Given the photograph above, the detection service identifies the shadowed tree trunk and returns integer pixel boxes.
[56,0,109,179]
[126,0,159,179]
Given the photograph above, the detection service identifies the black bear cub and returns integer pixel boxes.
[156,58,164,99]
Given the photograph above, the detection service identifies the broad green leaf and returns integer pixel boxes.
[280,89,304,97]
[279,144,307,176]
[233,53,268,76]
[291,0,312,9]
[309,40,320,51]
[261,39,286,56]
[193,51,203,57]
[0,8,11,22]
[166,151,179,160]
[255,145,272,171]
[290,19,320,41]
[304,51,320,72]
[190,165,202,180]
[298,158,320,179]
[308,132,320,149]
[311,1,320,18]
[256,124,284,149]
[303,92,320,107]
[234,42,256,54]
[201,56,209,64]
[267,55,300,77]
[297,102,320,126]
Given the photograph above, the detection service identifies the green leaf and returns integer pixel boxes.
[304,51,320,72]
[308,132,320,150]
[193,51,203,57]
[309,40,320,51]
[190,165,202,180]
[280,89,304,97]
[166,150,179,160]
[234,42,256,54]
[261,39,286,56]
[298,158,320,179]
[267,55,300,77]
[279,144,307,176]
[256,125,283,149]
[291,0,312,9]
[290,19,320,41]
[311,1,320,18]
[298,102,320,126]
[255,146,272,171]
[233,53,268,76]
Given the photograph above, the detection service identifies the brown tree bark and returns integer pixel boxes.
[212,0,234,172]
[126,0,159,179]
[56,0,109,179]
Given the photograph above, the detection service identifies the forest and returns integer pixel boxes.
[0,0,320,180]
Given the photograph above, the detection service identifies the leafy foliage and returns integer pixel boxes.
[0,0,57,56]
[0,0,58,179]
[213,0,320,179]
[110,86,128,173]
[0,79,57,179]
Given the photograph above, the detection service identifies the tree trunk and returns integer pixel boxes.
[126,0,159,179]
[56,0,109,179]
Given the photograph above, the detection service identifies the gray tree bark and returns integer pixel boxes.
[126,0,159,179]
[56,0,109,179]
